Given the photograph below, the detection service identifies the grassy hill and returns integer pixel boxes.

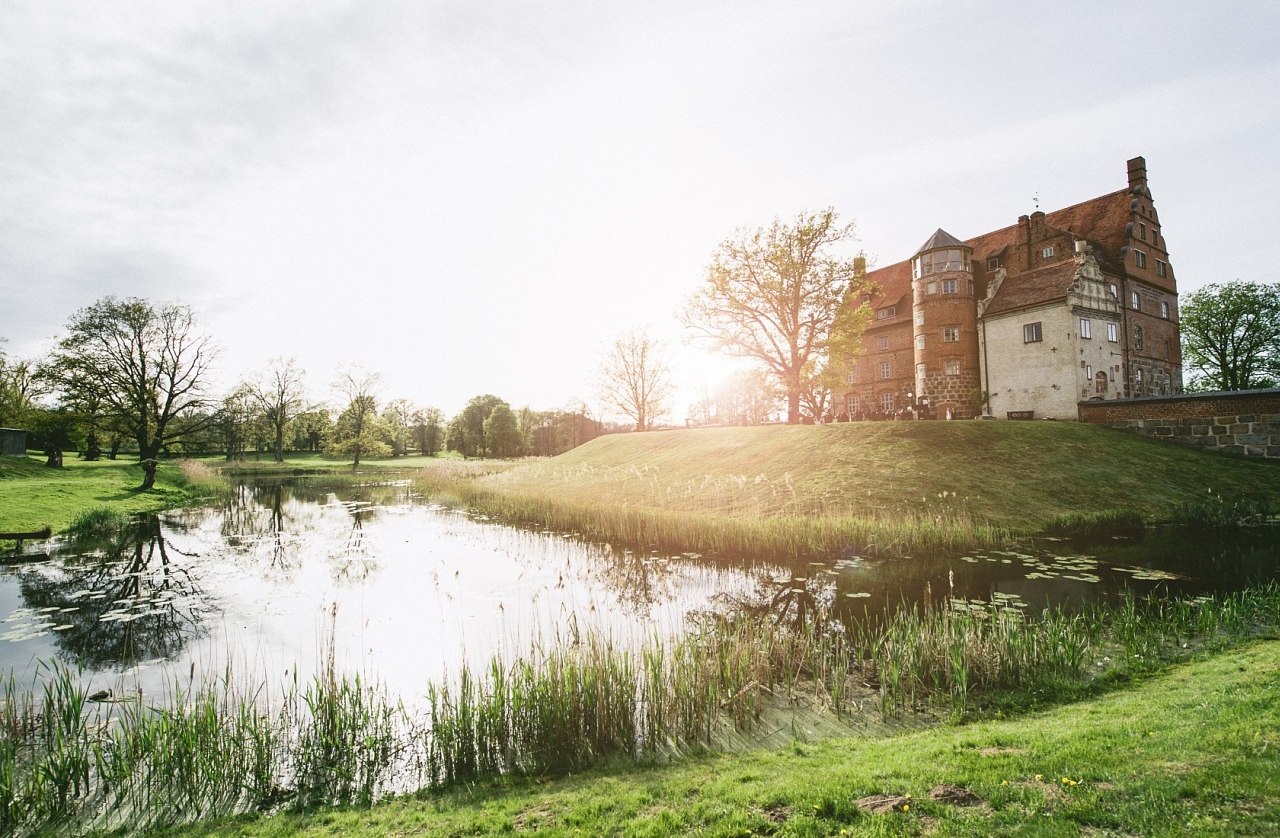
[470,422,1280,557]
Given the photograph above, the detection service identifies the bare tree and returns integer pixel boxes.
[44,298,216,489]
[685,208,870,424]
[599,331,673,432]
[248,357,308,463]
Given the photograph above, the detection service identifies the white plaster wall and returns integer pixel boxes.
[982,303,1083,420]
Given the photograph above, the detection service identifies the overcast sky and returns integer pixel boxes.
[3,0,1277,419]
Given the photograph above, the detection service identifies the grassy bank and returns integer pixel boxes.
[470,422,1280,557]
[149,638,1280,837]
[4,584,1278,835]
[0,456,223,538]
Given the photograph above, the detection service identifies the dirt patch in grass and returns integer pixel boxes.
[512,802,557,832]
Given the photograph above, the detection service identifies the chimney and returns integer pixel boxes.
[1018,214,1030,243]
[1127,156,1148,190]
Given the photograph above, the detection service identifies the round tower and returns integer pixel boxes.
[911,229,981,418]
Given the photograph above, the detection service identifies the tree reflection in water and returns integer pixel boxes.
[708,567,837,630]
[328,497,378,583]
[17,515,211,667]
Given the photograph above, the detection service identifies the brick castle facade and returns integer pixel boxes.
[842,157,1182,420]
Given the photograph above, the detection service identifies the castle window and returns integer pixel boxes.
[1041,246,1055,258]
[1023,322,1043,343]
[879,360,892,380]
[1134,325,1144,351]
[945,358,961,376]
[1135,368,1144,385]
[915,310,925,326]
[942,326,960,342]
[846,369,857,384]
[1160,301,1169,319]
[1156,260,1167,277]
[913,249,969,278]
[1107,322,1118,342]
[1139,223,1147,241]
[915,335,925,349]
[1079,318,1091,339]
[987,256,1000,271]
[847,394,858,414]
[876,306,896,320]
[1131,291,1141,310]
[877,336,890,351]
[1134,250,1147,268]
[881,392,895,412]
[1086,364,1093,380]
[1109,283,1118,298]
[861,293,872,304]
[941,278,957,294]
[926,281,937,295]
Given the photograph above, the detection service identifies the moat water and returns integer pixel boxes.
[2,477,1277,699]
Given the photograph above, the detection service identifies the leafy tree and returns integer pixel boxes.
[328,370,389,468]
[447,394,509,457]
[0,342,44,430]
[291,410,333,452]
[43,298,216,489]
[598,330,672,431]
[685,208,871,423]
[1180,281,1280,391]
[483,403,522,457]
[411,407,444,457]
[248,357,308,463]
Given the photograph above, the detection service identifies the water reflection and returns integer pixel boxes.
[12,516,212,667]
[0,477,1276,701]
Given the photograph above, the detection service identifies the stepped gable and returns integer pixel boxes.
[982,259,1080,316]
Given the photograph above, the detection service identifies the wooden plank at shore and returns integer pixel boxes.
[1,527,52,543]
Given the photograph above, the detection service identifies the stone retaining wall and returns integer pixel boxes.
[1078,389,1280,460]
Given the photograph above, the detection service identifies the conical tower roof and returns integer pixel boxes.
[914,228,967,254]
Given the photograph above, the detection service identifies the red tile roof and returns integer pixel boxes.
[982,259,1080,316]
[862,188,1132,315]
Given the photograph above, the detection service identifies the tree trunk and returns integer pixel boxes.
[273,427,284,463]
[140,459,158,490]
[786,390,801,424]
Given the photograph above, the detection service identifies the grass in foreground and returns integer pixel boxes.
[469,423,1280,558]
[4,584,1278,835]
[0,456,222,538]
[148,639,1280,837]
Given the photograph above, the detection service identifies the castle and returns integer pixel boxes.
[842,156,1183,420]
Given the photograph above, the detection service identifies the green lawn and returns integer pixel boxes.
[145,640,1280,837]
[484,422,1280,531]
[0,455,210,535]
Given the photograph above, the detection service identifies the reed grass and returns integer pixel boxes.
[432,480,1014,560]
[2,584,1278,835]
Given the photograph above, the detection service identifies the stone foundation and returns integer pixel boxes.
[1078,389,1280,460]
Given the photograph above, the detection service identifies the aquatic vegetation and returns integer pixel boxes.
[2,583,1278,834]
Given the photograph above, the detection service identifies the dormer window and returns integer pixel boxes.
[1041,246,1055,258]
[987,256,1000,271]
[875,306,896,320]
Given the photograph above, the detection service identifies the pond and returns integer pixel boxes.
[3,477,1278,701]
